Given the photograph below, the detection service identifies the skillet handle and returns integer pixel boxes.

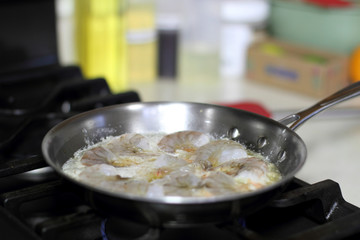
[278,81,360,131]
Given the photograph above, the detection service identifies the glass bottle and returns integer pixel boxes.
[75,0,127,93]
[125,0,157,83]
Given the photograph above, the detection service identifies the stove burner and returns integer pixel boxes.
[101,218,160,240]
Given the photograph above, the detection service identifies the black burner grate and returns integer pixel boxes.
[0,66,140,177]
[1,178,359,240]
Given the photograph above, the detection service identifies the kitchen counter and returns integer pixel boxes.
[129,77,360,207]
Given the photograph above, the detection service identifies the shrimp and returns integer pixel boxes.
[165,170,202,189]
[78,164,123,191]
[106,133,158,154]
[148,154,189,180]
[80,146,115,166]
[114,133,158,152]
[147,170,203,197]
[234,158,281,190]
[81,133,159,167]
[202,171,237,196]
[213,157,266,175]
[79,164,149,195]
[153,154,188,169]
[214,157,281,191]
[194,139,248,170]
[163,171,203,197]
[79,163,120,181]
[158,131,211,154]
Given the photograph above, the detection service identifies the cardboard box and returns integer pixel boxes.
[246,38,349,98]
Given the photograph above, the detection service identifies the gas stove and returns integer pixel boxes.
[1,66,360,240]
[1,1,360,239]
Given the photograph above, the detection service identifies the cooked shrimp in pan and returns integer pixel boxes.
[214,157,281,191]
[78,164,149,195]
[153,154,188,170]
[194,139,248,170]
[158,131,211,154]
[80,146,115,166]
[81,133,159,167]
[79,163,120,181]
[152,171,203,197]
[78,163,123,190]
[214,157,267,176]
[202,171,237,196]
[148,154,189,180]
[64,131,282,198]
[234,158,281,190]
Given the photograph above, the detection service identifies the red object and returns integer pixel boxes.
[303,0,352,8]
[219,102,272,118]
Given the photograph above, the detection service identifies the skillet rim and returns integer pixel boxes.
[41,101,307,204]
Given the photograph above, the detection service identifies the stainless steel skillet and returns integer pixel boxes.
[41,81,360,227]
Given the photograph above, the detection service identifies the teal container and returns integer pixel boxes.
[268,0,360,55]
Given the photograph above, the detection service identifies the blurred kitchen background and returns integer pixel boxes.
[52,0,360,98]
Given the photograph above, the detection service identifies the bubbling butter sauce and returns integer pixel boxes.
[62,131,281,198]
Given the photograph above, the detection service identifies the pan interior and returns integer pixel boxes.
[42,102,306,203]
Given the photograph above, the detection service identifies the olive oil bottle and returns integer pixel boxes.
[75,0,127,93]
[125,0,157,83]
